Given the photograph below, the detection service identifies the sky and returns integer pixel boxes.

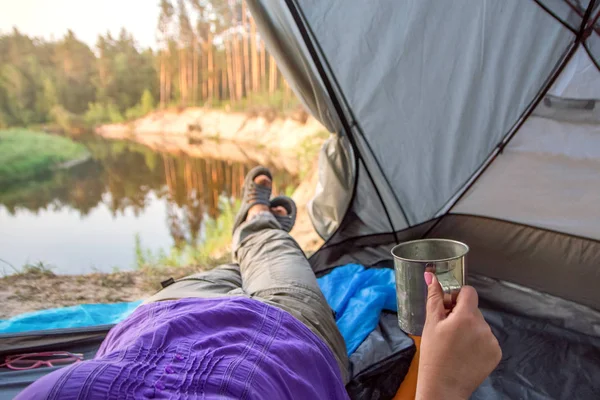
[0,0,161,49]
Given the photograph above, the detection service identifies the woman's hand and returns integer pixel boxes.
[416,272,502,400]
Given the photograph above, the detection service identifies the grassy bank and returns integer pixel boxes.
[0,129,89,186]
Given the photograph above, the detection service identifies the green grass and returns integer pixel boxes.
[0,129,89,185]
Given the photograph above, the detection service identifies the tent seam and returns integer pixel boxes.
[448,213,600,244]
[532,0,579,33]
[583,42,600,72]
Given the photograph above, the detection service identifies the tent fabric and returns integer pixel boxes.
[548,46,600,98]
[430,214,600,311]
[472,307,600,400]
[308,134,355,240]
[529,1,600,68]
[582,3,600,66]
[0,301,142,334]
[310,221,436,275]
[297,0,573,226]
[346,313,415,400]
[453,46,600,241]
[327,157,403,246]
[535,0,596,32]
[471,274,600,337]
[0,339,103,400]
[451,121,600,240]
[347,129,408,234]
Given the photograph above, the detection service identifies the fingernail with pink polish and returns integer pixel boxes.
[424,272,433,285]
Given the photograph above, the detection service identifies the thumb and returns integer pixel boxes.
[424,272,446,323]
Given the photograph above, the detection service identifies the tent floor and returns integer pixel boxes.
[1,308,599,399]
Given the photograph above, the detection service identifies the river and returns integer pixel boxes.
[0,136,297,274]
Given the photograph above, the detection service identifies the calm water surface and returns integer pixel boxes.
[0,137,296,274]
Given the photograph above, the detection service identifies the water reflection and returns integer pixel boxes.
[0,137,297,273]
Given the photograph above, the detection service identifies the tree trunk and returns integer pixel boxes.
[260,40,266,92]
[179,49,183,105]
[159,52,166,108]
[207,33,214,101]
[220,68,225,101]
[200,44,208,102]
[202,68,208,100]
[179,47,186,105]
[250,17,259,93]
[192,42,198,105]
[225,39,236,102]
[188,45,193,104]
[165,51,172,105]
[242,0,251,97]
[232,33,243,101]
[268,54,277,94]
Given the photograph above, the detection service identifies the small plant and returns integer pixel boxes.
[19,261,56,277]
[134,233,156,268]
[0,257,19,277]
[133,197,240,270]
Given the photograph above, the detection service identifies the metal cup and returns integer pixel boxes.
[391,239,468,335]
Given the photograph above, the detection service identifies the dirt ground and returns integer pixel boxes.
[0,225,321,320]
[0,264,210,319]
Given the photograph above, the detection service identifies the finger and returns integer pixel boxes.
[425,272,446,323]
[453,285,479,314]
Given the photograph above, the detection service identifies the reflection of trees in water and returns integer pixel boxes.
[0,161,105,216]
[0,137,297,246]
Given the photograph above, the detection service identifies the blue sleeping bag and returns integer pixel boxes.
[317,263,397,355]
[0,301,142,334]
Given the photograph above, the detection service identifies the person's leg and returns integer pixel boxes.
[233,209,350,383]
[143,263,244,303]
[145,166,275,304]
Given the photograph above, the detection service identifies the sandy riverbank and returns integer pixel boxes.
[96,107,325,174]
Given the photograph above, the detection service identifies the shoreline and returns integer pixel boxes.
[1,109,326,319]
[95,107,325,174]
[52,153,92,171]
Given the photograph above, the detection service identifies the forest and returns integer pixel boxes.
[0,0,289,132]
